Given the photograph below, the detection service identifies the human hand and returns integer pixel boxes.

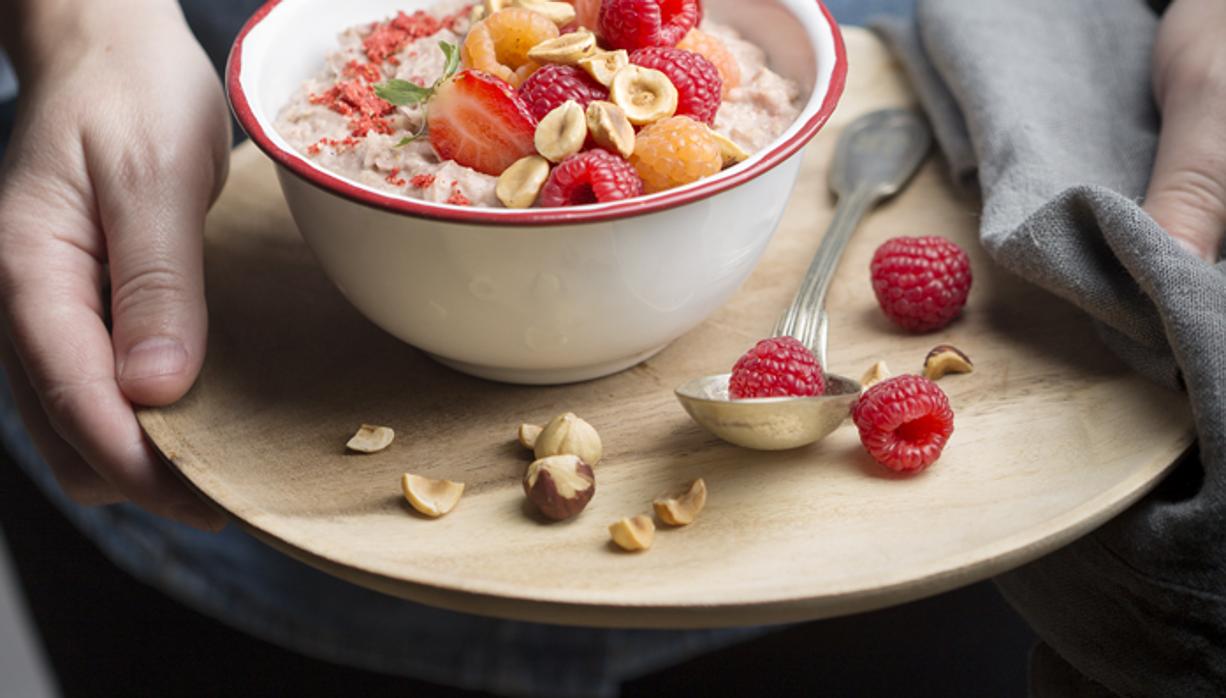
[0,0,229,529]
[1144,0,1226,262]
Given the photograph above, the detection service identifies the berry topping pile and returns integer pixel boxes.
[359,0,749,208]
[728,336,826,399]
[870,236,972,332]
[852,375,954,473]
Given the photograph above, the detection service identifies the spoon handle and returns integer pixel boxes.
[772,187,876,367]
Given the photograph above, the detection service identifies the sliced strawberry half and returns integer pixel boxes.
[428,70,539,177]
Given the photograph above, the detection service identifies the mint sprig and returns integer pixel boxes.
[375,80,433,105]
[375,41,462,107]
[375,41,462,148]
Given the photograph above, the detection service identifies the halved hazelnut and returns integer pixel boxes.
[527,30,596,65]
[523,454,596,521]
[534,412,603,466]
[579,50,629,87]
[517,423,543,450]
[513,0,577,27]
[922,345,973,380]
[706,127,750,167]
[496,155,551,208]
[535,101,587,162]
[609,515,655,551]
[859,360,891,389]
[653,478,707,526]
[586,101,635,159]
[401,473,464,518]
[346,424,394,453]
[609,65,678,125]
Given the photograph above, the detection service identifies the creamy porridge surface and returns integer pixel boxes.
[274,1,803,208]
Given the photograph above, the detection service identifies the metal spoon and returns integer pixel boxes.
[675,109,932,450]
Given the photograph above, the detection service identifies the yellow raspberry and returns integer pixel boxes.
[462,8,559,88]
[630,116,723,193]
[677,29,741,97]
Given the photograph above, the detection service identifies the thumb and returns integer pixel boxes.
[100,166,209,407]
[1143,79,1226,262]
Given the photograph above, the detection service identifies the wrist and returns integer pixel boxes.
[2,0,184,83]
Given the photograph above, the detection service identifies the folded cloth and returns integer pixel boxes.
[874,1,1226,695]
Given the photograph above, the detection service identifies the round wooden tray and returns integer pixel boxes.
[140,30,1193,628]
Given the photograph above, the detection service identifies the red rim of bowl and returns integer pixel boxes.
[226,1,848,226]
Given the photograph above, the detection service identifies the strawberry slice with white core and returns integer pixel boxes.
[428,70,539,177]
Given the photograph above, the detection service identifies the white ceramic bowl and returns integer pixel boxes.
[227,0,846,384]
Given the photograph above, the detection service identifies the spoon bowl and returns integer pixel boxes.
[676,373,862,450]
[674,109,931,450]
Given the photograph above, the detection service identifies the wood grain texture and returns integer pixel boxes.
[138,29,1194,628]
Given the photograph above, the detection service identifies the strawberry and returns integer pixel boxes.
[427,70,539,176]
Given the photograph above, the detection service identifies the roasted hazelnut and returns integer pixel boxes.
[653,478,707,526]
[517,422,543,450]
[401,473,465,518]
[523,454,596,520]
[609,515,655,551]
[610,65,678,125]
[496,155,551,208]
[578,49,629,86]
[922,345,973,380]
[534,412,603,465]
[534,101,587,162]
[527,29,596,64]
[859,360,891,389]
[346,424,394,453]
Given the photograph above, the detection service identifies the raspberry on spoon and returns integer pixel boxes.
[728,336,826,399]
[852,374,954,473]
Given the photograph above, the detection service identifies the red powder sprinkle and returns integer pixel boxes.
[306,136,360,157]
[309,78,396,137]
[342,59,382,84]
[385,168,408,187]
[410,173,436,189]
[446,188,471,206]
[363,10,461,65]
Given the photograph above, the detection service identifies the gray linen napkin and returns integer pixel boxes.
[873,1,1226,695]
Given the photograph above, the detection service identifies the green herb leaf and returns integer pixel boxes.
[375,79,433,106]
[395,132,424,147]
[439,41,461,82]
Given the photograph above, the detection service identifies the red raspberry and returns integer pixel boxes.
[630,47,722,124]
[517,64,609,121]
[870,236,972,332]
[538,149,644,207]
[728,336,826,399]
[852,375,954,473]
[598,0,702,50]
